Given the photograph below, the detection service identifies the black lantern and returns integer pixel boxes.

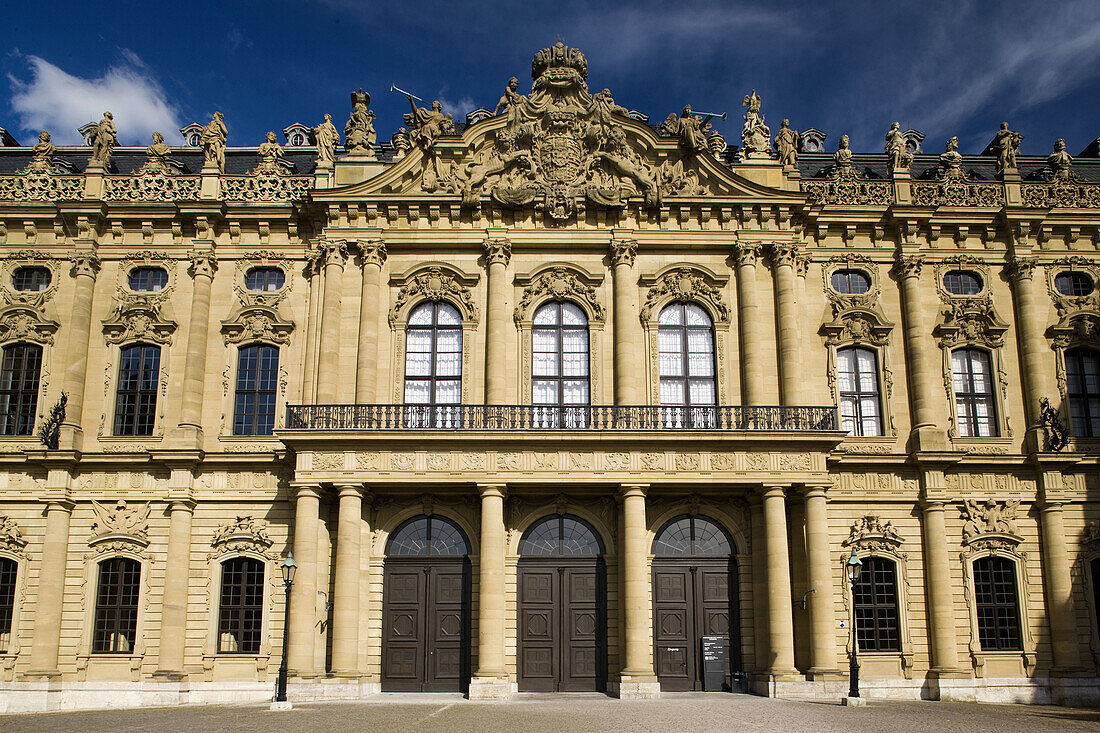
[274,552,297,705]
[845,548,863,700]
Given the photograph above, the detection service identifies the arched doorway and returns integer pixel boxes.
[517,514,607,692]
[381,515,472,692]
[652,514,741,691]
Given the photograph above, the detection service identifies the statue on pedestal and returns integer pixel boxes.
[313,113,339,166]
[90,111,117,167]
[939,136,964,179]
[740,90,771,158]
[1046,138,1075,180]
[25,130,57,173]
[139,131,173,174]
[774,118,799,167]
[993,122,1022,177]
[201,112,228,172]
[405,96,455,192]
[255,131,285,175]
[885,122,912,173]
[344,89,377,157]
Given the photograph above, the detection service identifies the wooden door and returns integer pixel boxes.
[381,558,471,692]
[652,559,737,691]
[517,560,606,692]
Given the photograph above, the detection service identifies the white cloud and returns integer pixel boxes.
[435,95,476,118]
[7,52,184,145]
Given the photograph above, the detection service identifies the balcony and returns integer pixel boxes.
[284,404,839,432]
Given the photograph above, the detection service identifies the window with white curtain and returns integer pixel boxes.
[404,302,462,427]
[658,302,716,428]
[532,302,589,427]
[951,348,997,437]
[836,346,883,436]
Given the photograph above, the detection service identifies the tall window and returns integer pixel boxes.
[972,556,1021,651]
[1066,347,1100,437]
[852,556,900,652]
[92,557,141,653]
[217,557,264,654]
[0,557,16,653]
[836,347,882,437]
[114,344,160,436]
[404,302,461,427]
[233,344,279,436]
[0,343,42,436]
[532,302,589,428]
[951,348,997,437]
[658,302,716,428]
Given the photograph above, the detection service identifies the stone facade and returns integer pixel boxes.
[0,43,1099,712]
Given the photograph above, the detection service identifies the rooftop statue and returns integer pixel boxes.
[832,134,855,178]
[661,105,709,157]
[138,131,173,174]
[939,136,964,179]
[494,77,527,127]
[201,111,228,172]
[993,121,1022,177]
[774,118,798,167]
[90,111,117,167]
[740,89,771,159]
[885,122,912,173]
[314,113,340,166]
[1046,138,1076,180]
[255,131,286,175]
[405,96,455,192]
[22,130,57,174]
[344,89,377,157]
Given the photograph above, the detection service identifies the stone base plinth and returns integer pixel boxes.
[335,156,383,185]
[467,677,513,700]
[842,696,866,707]
[269,700,293,711]
[610,678,661,700]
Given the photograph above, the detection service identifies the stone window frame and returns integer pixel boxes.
[222,341,287,439]
[1045,258,1100,445]
[638,264,731,406]
[76,540,153,682]
[1075,524,1100,671]
[387,263,480,404]
[0,516,28,681]
[117,251,177,299]
[960,540,1036,677]
[512,263,605,406]
[233,252,293,311]
[946,346,1004,439]
[98,339,171,443]
[201,539,280,681]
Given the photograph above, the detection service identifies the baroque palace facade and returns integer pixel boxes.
[0,43,1099,712]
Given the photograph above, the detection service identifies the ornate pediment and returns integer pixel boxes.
[90,499,151,548]
[934,296,1008,348]
[103,296,177,345]
[960,499,1022,548]
[514,266,605,324]
[389,265,479,327]
[0,304,59,345]
[0,514,27,556]
[221,304,294,345]
[210,515,274,555]
[820,309,893,347]
[639,267,729,323]
[843,513,904,553]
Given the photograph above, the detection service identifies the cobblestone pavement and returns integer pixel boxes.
[2,694,1099,733]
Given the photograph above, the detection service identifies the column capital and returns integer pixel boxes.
[890,254,924,280]
[358,239,387,269]
[618,484,649,500]
[167,497,197,512]
[289,481,323,499]
[769,242,800,268]
[477,483,507,499]
[759,484,787,500]
[186,249,218,279]
[483,237,511,266]
[69,250,101,279]
[800,484,829,500]
[41,497,75,512]
[733,241,760,268]
[609,238,638,268]
[319,239,350,269]
[335,483,365,499]
[1004,256,1038,283]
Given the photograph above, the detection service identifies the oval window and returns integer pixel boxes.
[128,266,168,292]
[943,270,982,296]
[245,267,286,292]
[830,269,871,295]
[1054,271,1093,297]
[12,266,51,292]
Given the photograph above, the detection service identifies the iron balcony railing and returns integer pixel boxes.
[284,404,839,432]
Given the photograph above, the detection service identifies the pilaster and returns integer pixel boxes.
[469,483,511,699]
[288,483,322,677]
[615,484,660,699]
[483,233,512,406]
[355,238,387,403]
[331,484,365,677]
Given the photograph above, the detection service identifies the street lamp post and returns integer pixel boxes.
[274,552,297,708]
[846,548,863,701]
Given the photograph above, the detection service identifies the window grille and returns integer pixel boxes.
[217,557,264,654]
[0,343,41,436]
[92,557,141,654]
[852,556,900,652]
[113,343,160,436]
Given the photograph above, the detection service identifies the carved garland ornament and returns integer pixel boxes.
[209,515,275,557]
[0,515,27,557]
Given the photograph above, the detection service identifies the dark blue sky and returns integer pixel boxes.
[4,0,1100,156]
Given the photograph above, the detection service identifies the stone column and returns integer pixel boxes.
[802,486,837,676]
[1005,258,1047,449]
[288,483,321,677]
[59,252,100,450]
[762,486,797,676]
[331,484,365,677]
[156,495,195,676]
[355,241,387,403]
[893,255,945,451]
[610,238,643,405]
[919,488,962,676]
[484,237,511,405]
[749,497,770,673]
[734,243,764,405]
[1038,470,1082,673]
[618,484,659,698]
[175,250,217,445]
[770,244,802,405]
[301,252,323,403]
[28,496,74,676]
[470,484,509,699]
[315,241,348,404]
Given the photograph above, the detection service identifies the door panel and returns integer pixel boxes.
[653,560,738,691]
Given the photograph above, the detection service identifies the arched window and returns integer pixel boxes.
[837,346,882,437]
[653,515,732,556]
[404,302,462,427]
[520,514,602,556]
[93,557,141,653]
[127,267,168,292]
[217,557,264,654]
[0,556,16,653]
[387,515,469,556]
[972,556,1021,651]
[0,343,42,436]
[658,302,716,428]
[852,556,900,652]
[1066,347,1100,437]
[114,343,160,436]
[532,302,589,428]
[233,344,279,436]
[951,348,996,437]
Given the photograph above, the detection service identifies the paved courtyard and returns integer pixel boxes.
[2,694,1099,733]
